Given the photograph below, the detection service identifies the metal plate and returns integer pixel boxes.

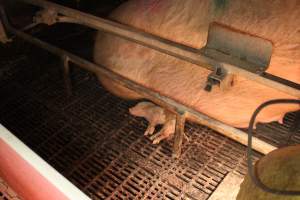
[203,23,273,74]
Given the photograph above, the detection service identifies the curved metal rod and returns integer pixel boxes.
[248,99,300,196]
[57,16,82,24]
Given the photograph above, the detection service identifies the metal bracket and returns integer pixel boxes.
[205,66,224,92]
[204,65,236,92]
[201,22,274,94]
[203,23,273,75]
[33,8,58,26]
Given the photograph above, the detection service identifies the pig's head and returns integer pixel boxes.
[129,102,154,117]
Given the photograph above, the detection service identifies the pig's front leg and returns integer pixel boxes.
[144,122,156,136]
[129,101,166,136]
[129,101,185,144]
[150,119,176,144]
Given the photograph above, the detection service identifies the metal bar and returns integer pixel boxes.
[0,8,277,155]
[173,113,186,158]
[17,0,300,97]
[62,56,72,97]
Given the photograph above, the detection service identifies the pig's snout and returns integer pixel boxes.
[129,107,135,115]
[129,107,141,116]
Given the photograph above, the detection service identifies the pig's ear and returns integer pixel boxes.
[134,101,155,110]
[137,101,155,109]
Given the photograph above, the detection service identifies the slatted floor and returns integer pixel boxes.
[0,38,299,200]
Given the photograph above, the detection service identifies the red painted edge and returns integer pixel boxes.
[0,139,69,200]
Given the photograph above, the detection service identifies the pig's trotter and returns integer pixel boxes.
[130,101,186,144]
[129,101,168,137]
[144,124,155,136]
[150,119,176,144]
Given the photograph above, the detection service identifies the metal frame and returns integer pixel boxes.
[11,0,300,97]
[2,0,298,157]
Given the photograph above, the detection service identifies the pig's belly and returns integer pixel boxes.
[94,34,299,128]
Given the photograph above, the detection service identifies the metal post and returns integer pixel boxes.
[62,56,72,97]
[173,112,186,158]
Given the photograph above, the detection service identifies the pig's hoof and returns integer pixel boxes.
[144,125,155,136]
[149,129,189,144]
[149,130,174,144]
[149,119,175,144]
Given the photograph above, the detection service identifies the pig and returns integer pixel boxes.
[129,101,177,144]
[94,0,300,143]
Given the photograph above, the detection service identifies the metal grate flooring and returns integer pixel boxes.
[0,177,21,200]
[0,42,299,200]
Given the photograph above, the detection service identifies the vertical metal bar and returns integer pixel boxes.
[172,112,186,158]
[62,56,72,97]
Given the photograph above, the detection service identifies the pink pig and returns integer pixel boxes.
[94,0,300,143]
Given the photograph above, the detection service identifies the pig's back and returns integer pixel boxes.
[94,0,300,127]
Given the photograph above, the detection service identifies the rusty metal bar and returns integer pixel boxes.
[0,7,277,156]
[173,113,187,158]
[62,56,72,97]
[15,0,300,98]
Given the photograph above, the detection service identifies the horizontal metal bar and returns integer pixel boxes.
[1,8,276,155]
[17,0,300,97]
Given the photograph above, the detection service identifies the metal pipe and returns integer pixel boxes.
[17,0,300,98]
[1,9,277,155]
